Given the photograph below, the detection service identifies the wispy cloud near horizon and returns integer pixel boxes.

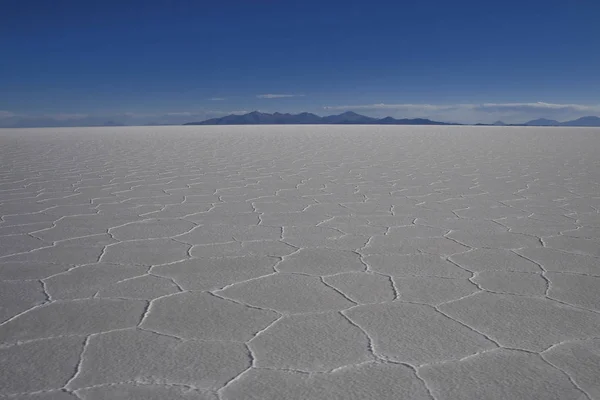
[0,110,17,118]
[49,113,89,120]
[323,102,600,123]
[0,109,251,127]
[256,94,305,99]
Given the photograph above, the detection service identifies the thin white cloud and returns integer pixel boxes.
[210,110,249,115]
[479,102,598,111]
[0,110,17,119]
[45,113,89,120]
[323,102,600,124]
[324,103,463,111]
[122,112,157,118]
[0,109,254,128]
[208,97,226,101]
[257,94,305,99]
[324,102,600,112]
[165,112,193,116]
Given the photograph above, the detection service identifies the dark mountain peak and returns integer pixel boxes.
[561,116,600,126]
[378,117,398,124]
[184,111,451,126]
[574,116,600,122]
[322,111,377,124]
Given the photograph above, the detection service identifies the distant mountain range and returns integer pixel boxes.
[3,111,600,128]
[491,116,600,127]
[184,111,455,126]
[558,116,600,126]
[184,111,600,127]
[524,118,560,126]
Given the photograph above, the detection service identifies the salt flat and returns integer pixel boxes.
[1,125,599,400]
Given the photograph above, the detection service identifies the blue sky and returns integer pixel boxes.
[1,0,600,126]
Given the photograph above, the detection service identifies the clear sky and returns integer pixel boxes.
[2,0,600,126]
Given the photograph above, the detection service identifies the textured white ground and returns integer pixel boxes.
[1,125,599,400]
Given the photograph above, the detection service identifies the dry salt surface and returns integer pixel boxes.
[1,125,599,400]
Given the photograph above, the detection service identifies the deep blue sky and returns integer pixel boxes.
[2,0,600,125]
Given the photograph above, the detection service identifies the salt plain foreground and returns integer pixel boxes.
[0,125,599,400]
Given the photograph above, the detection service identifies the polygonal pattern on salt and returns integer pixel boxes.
[1,125,599,399]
